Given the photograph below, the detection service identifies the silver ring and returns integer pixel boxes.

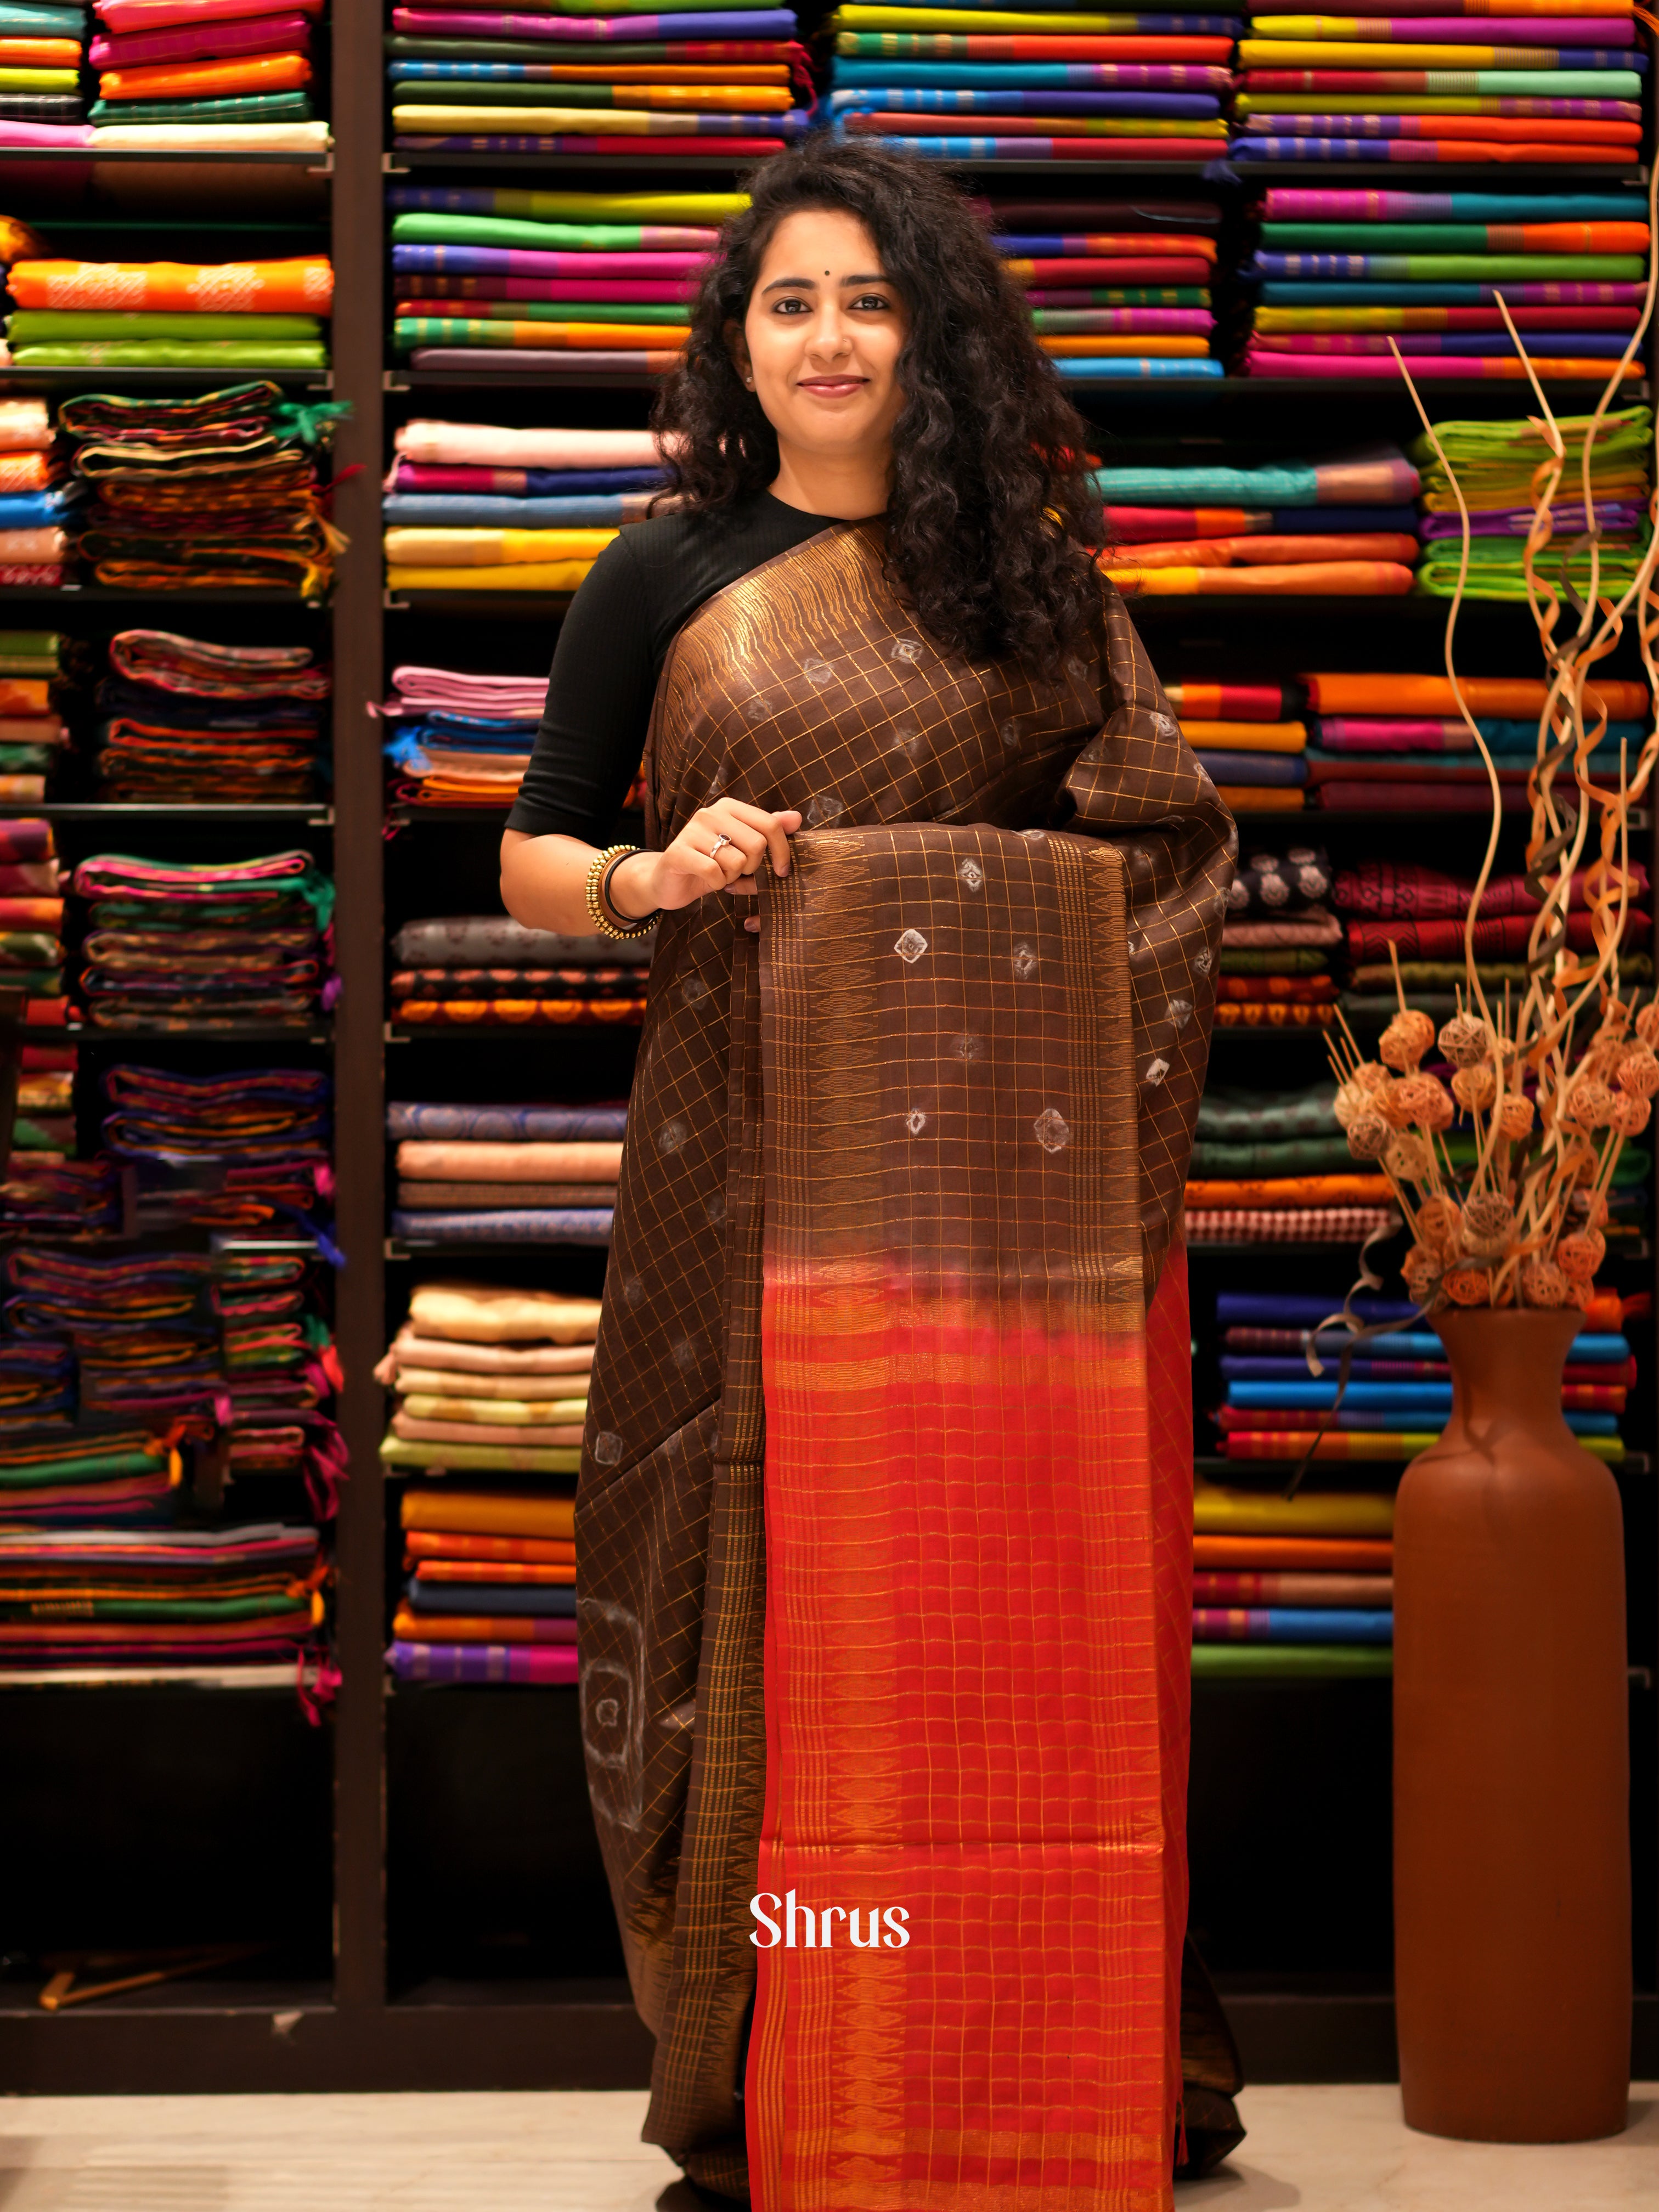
[709,833,733,856]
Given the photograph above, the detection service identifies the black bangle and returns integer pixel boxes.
[601,849,658,935]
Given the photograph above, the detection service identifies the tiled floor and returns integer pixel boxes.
[0,2085,1653,2208]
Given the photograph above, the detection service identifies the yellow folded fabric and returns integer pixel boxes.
[1037,335,1212,357]
[383,527,617,568]
[408,1282,601,1344]
[388,564,599,593]
[401,1395,590,1426]
[1194,1482,1397,1537]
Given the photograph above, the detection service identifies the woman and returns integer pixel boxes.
[501,140,1235,2212]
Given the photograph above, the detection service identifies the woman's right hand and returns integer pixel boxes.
[610,798,802,921]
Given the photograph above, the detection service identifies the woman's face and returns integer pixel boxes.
[736,207,909,471]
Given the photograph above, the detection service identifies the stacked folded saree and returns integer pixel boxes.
[389,912,651,1028]
[383,661,548,806]
[1168,676,1308,810]
[1210,1289,1630,1460]
[381,1280,594,1681]
[0,629,71,795]
[1242,186,1651,379]
[387,185,741,376]
[1094,441,1421,594]
[83,0,329,148]
[0,398,69,588]
[1332,849,1654,1023]
[391,1097,624,1243]
[100,1062,331,1233]
[5,1246,220,1423]
[0,0,87,144]
[93,628,329,801]
[1412,404,1654,596]
[388,1483,579,1684]
[1232,0,1649,165]
[0,1038,118,1239]
[1211,839,1342,1028]
[0,1423,181,1525]
[0,1520,323,1669]
[60,382,342,595]
[980,194,1222,381]
[386,420,662,589]
[1192,1476,1395,1675]
[1189,1079,1400,1240]
[826,0,1237,159]
[71,847,335,1030]
[0,814,67,1025]
[4,251,334,372]
[386,1,809,154]
[1301,668,1651,809]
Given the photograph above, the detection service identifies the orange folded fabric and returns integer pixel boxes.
[7,257,334,314]
[1301,674,1648,716]
[98,53,312,101]
[0,456,56,494]
[400,1489,575,1539]
[1115,561,1415,596]
[1103,533,1419,570]
[1212,1003,1337,1028]
[391,1605,576,1644]
[1186,1176,1393,1207]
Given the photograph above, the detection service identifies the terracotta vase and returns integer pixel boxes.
[1393,1307,1630,2142]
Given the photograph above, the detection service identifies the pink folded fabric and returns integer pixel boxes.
[391,1413,585,1447]
[90,13,315,66]
[388,664,550,718]
[95,0,324,27]
[0,121,94,146]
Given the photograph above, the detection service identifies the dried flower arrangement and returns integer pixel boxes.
[1328,194,1659,1316]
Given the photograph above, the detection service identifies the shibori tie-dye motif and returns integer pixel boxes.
[573,519,1232,2202]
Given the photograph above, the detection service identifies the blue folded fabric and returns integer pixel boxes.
[407,1579,577,1617]
[388,1103,627,1140]
[829,88,1221,116]
[392,1209,613,1244]
[1054,358,1225,381]
[383,493,641,527]
[1218,1294,1419,1326]
[1197,1609,1395,1645]
[0,489,80,528]
[1273,1328,1630,1363]
[1198,752,1308,787]
[1229,1380,1452,1410]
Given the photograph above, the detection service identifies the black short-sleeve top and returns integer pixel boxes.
[504,492,837,845]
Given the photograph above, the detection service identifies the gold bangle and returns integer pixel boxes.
[585,844,656,941]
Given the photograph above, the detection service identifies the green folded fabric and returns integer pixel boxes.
[392,211,676,252]
[9,313,325,343]
[10,341,329,368]
[1218,948,1329,974]
[379,1434,582,1475]
[0,67,78,89]
[0,969,61,991]
[1190,1137,1358,1177]
[0,932,59,964]
[0,1448,161,1488]
[87,91,314,126]
[392,300,686,326]
[1417,538,1650,602]
[0,744,51,772]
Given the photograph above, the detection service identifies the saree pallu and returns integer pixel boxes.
[577,521,1230,2204]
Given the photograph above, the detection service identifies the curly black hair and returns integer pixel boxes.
[650,139,1105,678]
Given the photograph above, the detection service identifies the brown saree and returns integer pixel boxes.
[574,521,1233,2205]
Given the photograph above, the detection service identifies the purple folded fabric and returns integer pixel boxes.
[391,8,799,38]
[392,247,705,280]
[409,348,675,371]
[1420,503,1641,537]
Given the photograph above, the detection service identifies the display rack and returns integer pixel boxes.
[0,0,1654,2100]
